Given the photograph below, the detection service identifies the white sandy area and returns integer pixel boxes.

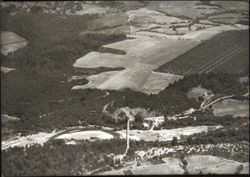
[1,66,16,73]
[55,130,113,140]
[1,114,19,121]
[2,131,60,150]
[116,125,222,142]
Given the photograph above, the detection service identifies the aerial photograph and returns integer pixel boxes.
[1,0,249,176]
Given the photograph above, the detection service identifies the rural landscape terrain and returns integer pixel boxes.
[1,0,249,176]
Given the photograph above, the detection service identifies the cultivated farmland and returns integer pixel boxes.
[1,31,28,56]
[73,22,246,94]
[212,99,249,118]
[156,30,249,75]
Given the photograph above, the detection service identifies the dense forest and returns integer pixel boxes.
[1,12,126,137]
[2,139,126,176]
[2,71,247,138]
[111,73,247,116]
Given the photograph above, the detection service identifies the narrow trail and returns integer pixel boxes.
[127,17,133,35]
[121,108,134,156]
[200,95,234,110]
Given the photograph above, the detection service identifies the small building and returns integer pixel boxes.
[143,116,164,128]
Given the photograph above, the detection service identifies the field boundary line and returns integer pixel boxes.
[1,40,27,46]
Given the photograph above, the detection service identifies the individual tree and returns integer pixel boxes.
[171,136,178,146]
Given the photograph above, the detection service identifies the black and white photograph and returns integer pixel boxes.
[1,0,249,176]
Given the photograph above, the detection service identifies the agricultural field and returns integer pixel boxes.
[100,154,248,175]
[208,13,248,24]
[212,99,249,118]
[1,31,28,56]
[156,30,249,75]
[1,1,249,176]
[87,12,128,31]
[186,155,249,174]
[73,24,246,94]
[72,0,248,94]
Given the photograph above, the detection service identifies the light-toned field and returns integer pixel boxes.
[75,3,114,15]
[72,71,119,90]
[55,130,113,140]
[210,1,249,12]
[212,99,249,118]
[100,154,248,175]
[2,131,60,150]
[142,72,183,94]
[100,157,184,175]
[1,114,19,123]
[72,65,183,94]
[87,12,128,30]
[239,76,249,84]
[73,4,248,94]
[186,155,249,174]
[1,31,28,56]
[209,13,248,24]
[116,125,222,142]
[2,126,116,150]
[72,33,197,94]
[181,24,248,41]
[1,66,16,73]
[128,7,187,23]
[147,1,222,19]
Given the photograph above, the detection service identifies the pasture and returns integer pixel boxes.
[186,155,249,174]
[212,99,249,118]
[73,6,248,94]
[100,154,248,175]
[208,13,248,24]
[156,29,249,75]
[1,31,28,56]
